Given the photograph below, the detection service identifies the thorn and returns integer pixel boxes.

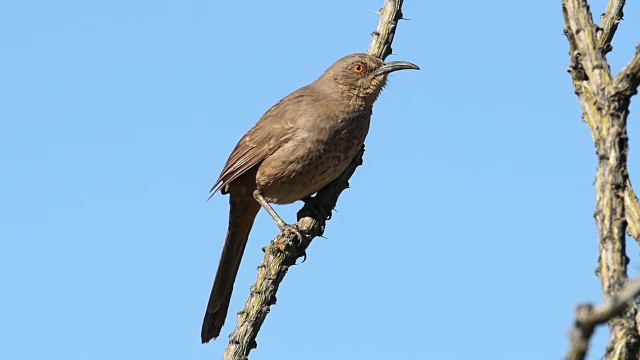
[297,250,308,263]
[368,9,380,15]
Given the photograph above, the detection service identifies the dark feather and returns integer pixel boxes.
[209,88,314,198]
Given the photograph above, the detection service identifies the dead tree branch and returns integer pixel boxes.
[368,0,405,61]
[598,0,625,55]
[566,277,640,360]
[611,45,640,97]
[562,0,640,358]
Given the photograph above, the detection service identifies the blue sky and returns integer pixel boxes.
[2,1,640,359]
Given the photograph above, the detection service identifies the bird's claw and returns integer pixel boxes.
[278,224,307,263]
[279,224,304,245]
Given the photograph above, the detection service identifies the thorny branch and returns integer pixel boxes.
[562,0,640,359]
[598,0,625,55]
[611,45,640,98]
[566,277,640,360]
[368,0,405,61]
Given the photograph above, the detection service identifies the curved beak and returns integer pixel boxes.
[374,61,420,76]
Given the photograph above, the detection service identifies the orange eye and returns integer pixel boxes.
[353,63,365,74]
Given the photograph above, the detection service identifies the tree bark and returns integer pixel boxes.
[562,0,640,359]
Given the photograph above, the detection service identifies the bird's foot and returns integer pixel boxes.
[278,223,307,263]
[279,223,304,244]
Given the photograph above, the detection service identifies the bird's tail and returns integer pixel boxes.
[201,191,260,343]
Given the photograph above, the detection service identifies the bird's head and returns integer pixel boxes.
[316,53,419,103]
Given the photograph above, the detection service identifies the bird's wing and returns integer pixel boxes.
[209,88,312,198]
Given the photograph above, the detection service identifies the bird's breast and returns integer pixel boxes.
[255,111,372,204]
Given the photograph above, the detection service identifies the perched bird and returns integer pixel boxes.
[202,53,418,343]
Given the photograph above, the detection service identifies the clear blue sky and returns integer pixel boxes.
[2,1,640,359]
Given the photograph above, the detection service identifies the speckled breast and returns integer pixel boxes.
[256,111,371,204]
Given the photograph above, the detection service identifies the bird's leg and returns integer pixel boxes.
[253,190,288,229]
[253,190,304,244]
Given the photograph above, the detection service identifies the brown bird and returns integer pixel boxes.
[202,53,418,343]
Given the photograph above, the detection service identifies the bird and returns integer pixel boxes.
[202,53,418,343]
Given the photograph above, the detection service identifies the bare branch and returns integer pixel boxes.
[566,277,640,360]
[563,0,613,88]
[561,1,610,138]
[598,0,626,55]
[563,0,639,358]
[562,2,599,134]
[222,1,409,357]
[611,45,640,98]
[367,0,404,61]
[564,4,640,245]
[626,180,640,241]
